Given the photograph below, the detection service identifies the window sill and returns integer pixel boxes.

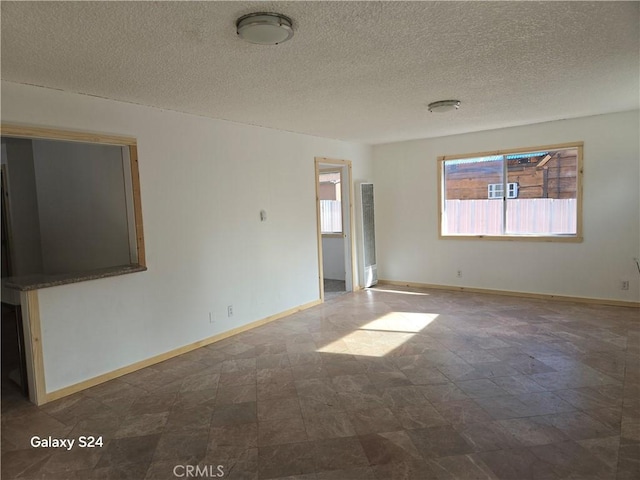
[439,234,583,243]
[4,264,147,291]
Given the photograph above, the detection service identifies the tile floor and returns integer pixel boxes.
[1,286,639,479]
[324,280,347,301]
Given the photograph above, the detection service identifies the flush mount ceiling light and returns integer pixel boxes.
[236,12,294,45]
[427,100,461,113]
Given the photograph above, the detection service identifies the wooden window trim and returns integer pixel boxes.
[0,123,145,265]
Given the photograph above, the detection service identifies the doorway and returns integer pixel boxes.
[315,157,356,301]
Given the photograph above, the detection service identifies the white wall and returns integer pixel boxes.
[32,140,132,274]
[1,81,373,393]
[373,111,640,302]
[322,236,345,280]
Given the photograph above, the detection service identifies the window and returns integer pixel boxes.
[439,142,583,240]
[488,182,519,199]
[319,170,342,234]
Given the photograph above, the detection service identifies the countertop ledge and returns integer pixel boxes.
[4,264,147,291]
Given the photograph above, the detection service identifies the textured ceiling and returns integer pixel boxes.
[1,1,638,144]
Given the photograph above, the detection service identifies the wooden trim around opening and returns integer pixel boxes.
[314,160,325,302]
[2,124,146,406]
[315,157,358,300]
[315,157,351,166]
[128,145,146,266]
[0,124,137,146]
[20,291,47,405]
[0,123,146,266]
[378,279,640,308]
[347,162,358,291]
[45,299,321,403]
[438,141,584,162]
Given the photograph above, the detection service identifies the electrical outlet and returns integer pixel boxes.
[621,281,630,291]
[227,305,233,317]
[457,270,462,278]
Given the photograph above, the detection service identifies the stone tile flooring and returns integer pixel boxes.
[2,286,639,479]
[324,279,347,301]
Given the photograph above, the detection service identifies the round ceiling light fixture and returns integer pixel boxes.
[236,12,294,45]
[427,100,461,113]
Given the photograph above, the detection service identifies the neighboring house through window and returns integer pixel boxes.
[319,170,342,234]
[438,143,583,240]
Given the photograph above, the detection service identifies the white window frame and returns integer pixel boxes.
[319,169,343,236]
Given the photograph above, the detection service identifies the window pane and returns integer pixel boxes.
[505,147,578,235]
[442,156,504,235]
[319,172,342,234]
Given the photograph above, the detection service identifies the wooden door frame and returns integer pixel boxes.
[315,157,358,301]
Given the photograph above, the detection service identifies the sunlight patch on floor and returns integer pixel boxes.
[361,312,439,333]
[367,288,431,296]
[316,312,439,357]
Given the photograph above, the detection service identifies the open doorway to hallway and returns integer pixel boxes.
[315,157,356,301]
